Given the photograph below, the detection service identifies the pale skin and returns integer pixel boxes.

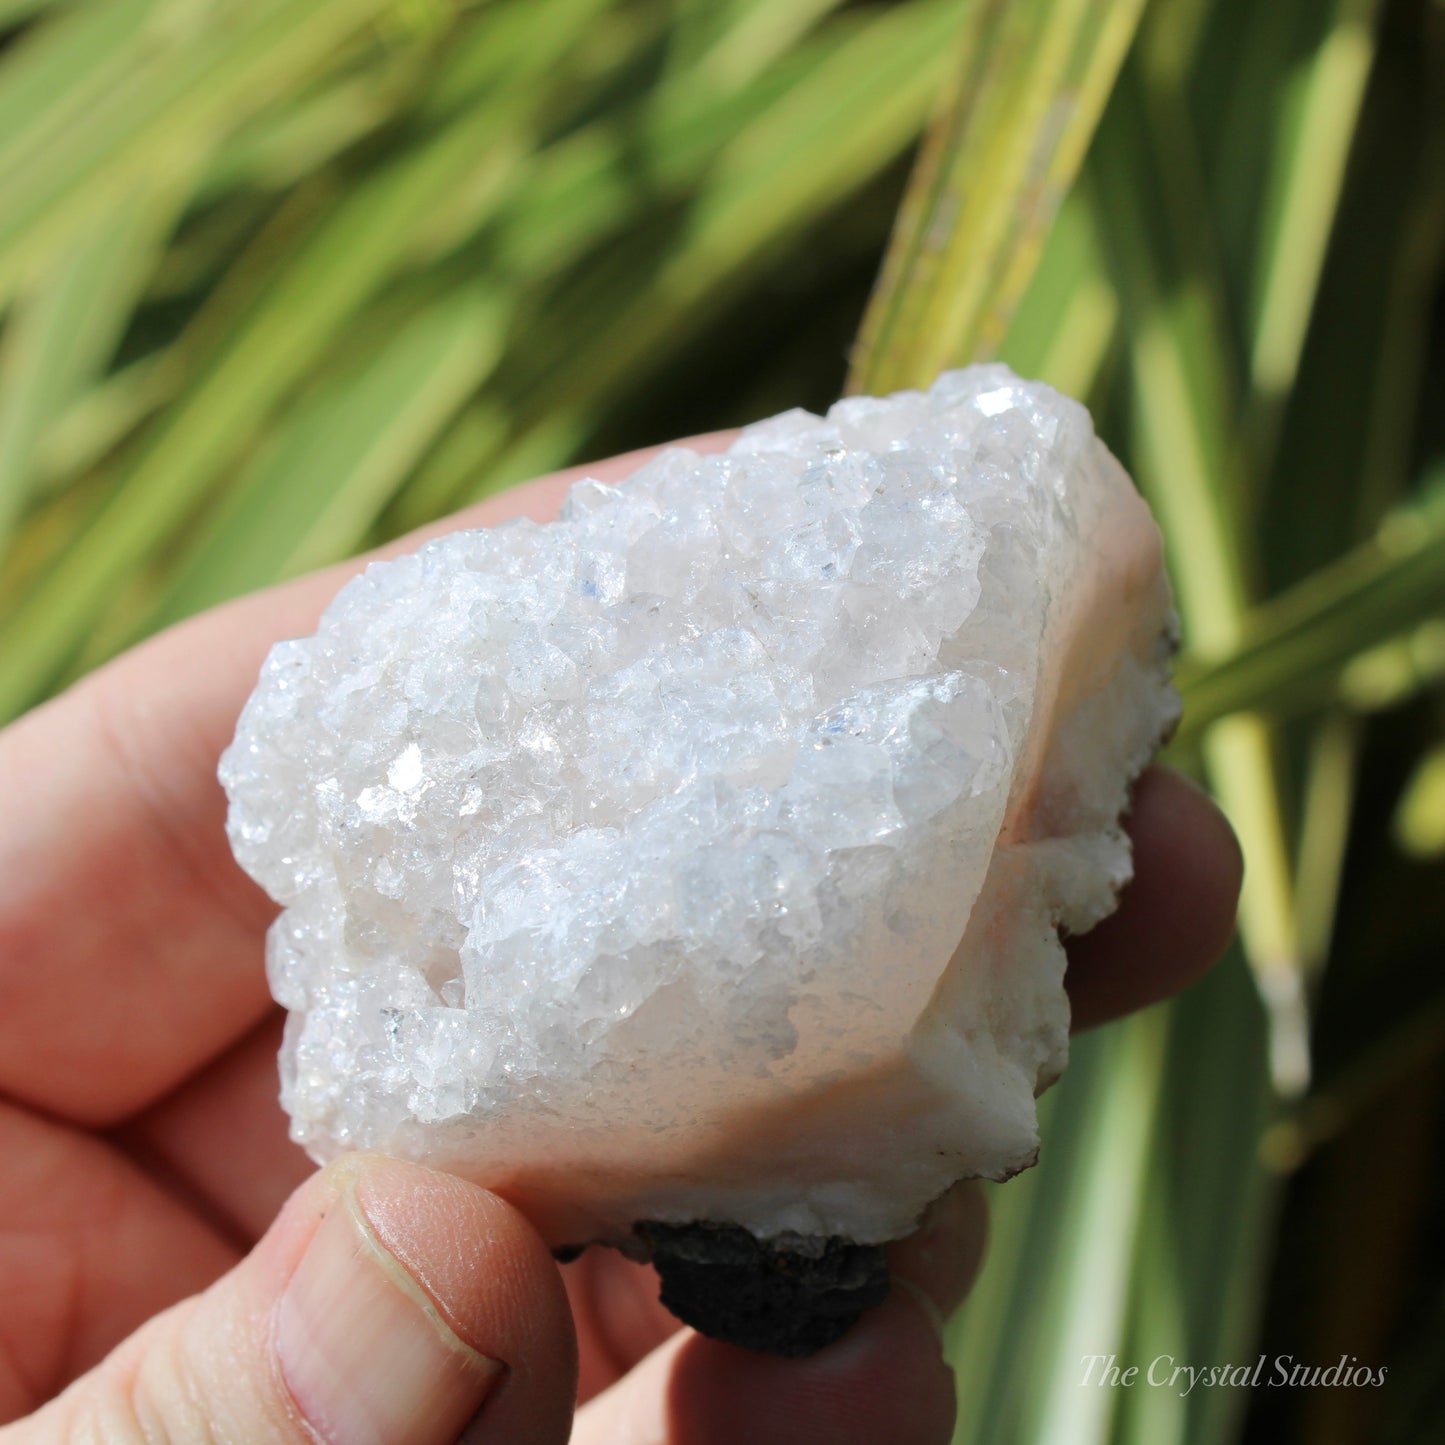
[0,435,1243,1445]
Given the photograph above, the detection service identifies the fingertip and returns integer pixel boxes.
[564,1247,681,1402]
[886,1182,988,1325]
[1067,766,1243,1030]
[347,1156,577,1442]
[75,1155,575,1445]
[664,1292,955,1445]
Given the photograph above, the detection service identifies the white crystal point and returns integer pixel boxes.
[221,365,1179,1249]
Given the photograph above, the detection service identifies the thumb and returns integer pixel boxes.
[8,1153,577,1445]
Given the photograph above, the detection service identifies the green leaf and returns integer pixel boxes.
[947,1038,1106,1444]
[1134,953,1276,1445]
[0,0,400,300]
[1176,498,1445,738]
[0,0,598,717]
[848,0,1150,394]
[1090,53,1308,1093]
[0,0,161,189]
[195,69,397,199]
[0,172,190,561]
[1090,73,1251,652]
[1026,1014,1168,1445]
[148,289,505,628]
[453,0,965,508]
[996,190,1117,401]
[0,0,68,27]
[1246,0,1380,407]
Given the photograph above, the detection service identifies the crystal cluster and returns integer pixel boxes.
[221,365,1179,1251]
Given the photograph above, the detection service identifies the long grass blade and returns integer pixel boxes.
[0,0,161,189]
[0,0,64,26]
[1247,0,1380,409]
[1176,494,1445,736]
[449,0,965,509]
[1029,1012,1168,1445]
[0,0,400,301]
[848,0,1149,395]
[1292,712,1361,977]
[0,173,189,561]
[0,0,599,717]
[1395,742,1445,859]
[946,1037,1106,1444]
[148,289,505,628]
[1091,60,1308,1095]
[1150,951,1278,1445]
[996,192,1118,401]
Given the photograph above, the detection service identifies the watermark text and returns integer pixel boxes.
[1079,1354,1387,1397]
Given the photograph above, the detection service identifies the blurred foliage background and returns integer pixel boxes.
[0,0,1442,1440]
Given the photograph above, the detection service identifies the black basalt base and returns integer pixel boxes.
[634,1220,890,1358]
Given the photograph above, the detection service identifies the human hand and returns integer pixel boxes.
[0,435,1242,1445]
